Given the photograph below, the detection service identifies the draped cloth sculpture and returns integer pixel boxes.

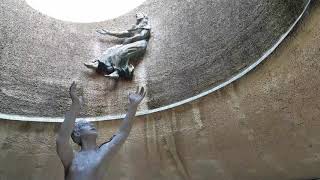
[85,13,151,79]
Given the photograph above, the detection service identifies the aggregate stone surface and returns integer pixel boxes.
[0,0,308,117]
[0,1,319,180]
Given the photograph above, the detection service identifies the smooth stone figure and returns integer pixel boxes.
[56,82,146,180]
[96,12,151,45]
[84,40,147,79]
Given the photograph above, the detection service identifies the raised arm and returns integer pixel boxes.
[98,87,146,164]
[123,29,150,44]
[96,29,133,38]
[56,82,80,172]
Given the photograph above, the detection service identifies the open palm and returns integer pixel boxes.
[129,87,146,106]
[69,82,82,110]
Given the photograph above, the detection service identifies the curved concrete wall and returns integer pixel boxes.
[0,1,319,179]
[0,0,309,117]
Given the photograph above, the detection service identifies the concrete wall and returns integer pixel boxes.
[0,0,309,117]
[0,1,320,179]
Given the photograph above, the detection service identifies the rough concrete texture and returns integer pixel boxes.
[0,1,320,179]
[0,0,309,117]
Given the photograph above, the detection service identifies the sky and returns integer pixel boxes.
[25,0,146,23]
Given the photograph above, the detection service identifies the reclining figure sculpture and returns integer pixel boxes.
[84,13,151,79]
[56,82,145,180]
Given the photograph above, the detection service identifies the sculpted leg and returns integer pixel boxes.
[105,71,120,79]
[128,64,134,74]
[84,60,99,70]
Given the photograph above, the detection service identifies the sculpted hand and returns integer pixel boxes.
[129,87,146,107]
[96,29,109,35]
[69,82,81,111]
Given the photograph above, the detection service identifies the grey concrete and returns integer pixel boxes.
[0,0,309,117]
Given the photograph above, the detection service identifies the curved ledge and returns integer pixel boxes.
[0,0,312,122]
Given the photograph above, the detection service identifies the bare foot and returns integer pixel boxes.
[105,71,119,79]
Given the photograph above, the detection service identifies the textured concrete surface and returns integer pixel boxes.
[0,0,308,117]
[0,1,319,179]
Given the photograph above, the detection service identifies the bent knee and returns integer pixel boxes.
[141,41,147,49]
[140,30,150,39]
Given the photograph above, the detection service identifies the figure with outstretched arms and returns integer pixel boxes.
[85,13,151,79]
[97,13,151,44]
[56,82,146,180]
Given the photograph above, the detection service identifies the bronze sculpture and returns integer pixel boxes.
[84,40,147,79]
[96,12,151,45]
[56,82,145,180]
[84,13,151,79]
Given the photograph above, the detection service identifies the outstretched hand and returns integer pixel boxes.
[129,87,146,106]
[69,82,78,99]
[69,82,81,110]
[96,29,109,35]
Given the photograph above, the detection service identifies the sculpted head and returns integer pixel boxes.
[136,12,147,20]
[71,119,98,146]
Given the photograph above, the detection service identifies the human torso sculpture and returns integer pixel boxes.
[56,82,146,180]
[84,13,151,79]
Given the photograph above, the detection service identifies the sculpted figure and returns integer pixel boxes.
[84,40,147,79]
[56,82,145,180]
[84,13,151,79]
[96,12,151,45]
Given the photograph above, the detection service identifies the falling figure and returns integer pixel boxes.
[85,13,151,79]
